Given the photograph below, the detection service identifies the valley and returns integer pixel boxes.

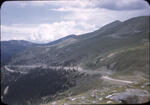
[1,16,150,105]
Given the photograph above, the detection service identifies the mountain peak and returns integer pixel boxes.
[112,20,122,23]
[94,20,122,34]
[46,34,77,45]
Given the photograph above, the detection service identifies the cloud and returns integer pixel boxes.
[5,0,92,8]
[1,21,96,43]
[1,0,150,43]
[95,0,150,11]
[47,0,150,11]
[51,2,149,28]
[2,1,55,7]
[7,0,149,11]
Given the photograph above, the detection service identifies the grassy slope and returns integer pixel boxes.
[44,42,149,105]
[2,16,149,104]
[8,16,149,66]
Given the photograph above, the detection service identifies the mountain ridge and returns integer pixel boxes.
[7,16,149,66]
[1,15,150,105]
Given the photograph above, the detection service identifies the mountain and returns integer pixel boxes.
[76,20,122,40]
[0,40,37,65]
[46,34,77,45]
[1,16,150,105]
[0,35,77,65]
[8,16,149,66]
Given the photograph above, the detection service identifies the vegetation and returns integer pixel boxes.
[1,16,149,105]
[1,68,80,105]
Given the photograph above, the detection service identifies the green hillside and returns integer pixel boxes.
[1,16,150,105]
[7,16,149,67]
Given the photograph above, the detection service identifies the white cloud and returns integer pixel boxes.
[1,21,96,43]
[1,0,150,43]
[50,0,150,28]
[9,0,92,8]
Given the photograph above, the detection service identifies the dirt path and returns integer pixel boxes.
[3,86,9,95]
[4,65,27,74]
[4,65,84,73]
[102,76,133,84]
[4,65,16,73]
[4,65,112,76]
[4,65,104,75]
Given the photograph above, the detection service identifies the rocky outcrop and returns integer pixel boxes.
[111,89,150,104]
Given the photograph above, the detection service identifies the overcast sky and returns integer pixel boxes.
[1,0,150,43]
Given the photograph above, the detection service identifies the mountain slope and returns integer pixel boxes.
[1,16,150,105]
[76,20,122,40]
[1,35,77,65]
[0,40,38,65]
[46,34,77,45]
[8,16,149,67]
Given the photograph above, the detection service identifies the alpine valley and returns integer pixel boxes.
[1,16,150,105]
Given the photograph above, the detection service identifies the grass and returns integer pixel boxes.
[42,42,150,104]
[43,42,150,105]
[45,79,150,105]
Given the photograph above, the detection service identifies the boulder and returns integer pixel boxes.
[145,82,150,86]
[111,89,150,104]
[107,101,113,104]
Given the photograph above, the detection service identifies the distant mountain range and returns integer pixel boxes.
[0,34,77,65]
[0,40,37,65]
[0,20,122,65]
[4,16,149,66]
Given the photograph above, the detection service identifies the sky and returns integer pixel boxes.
[1,0,150,43]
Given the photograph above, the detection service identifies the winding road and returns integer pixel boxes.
[4,65,133,84]
[4,65,28,74]
[102,75,133,84]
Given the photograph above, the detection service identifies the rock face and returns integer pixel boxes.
[111,89,150,104]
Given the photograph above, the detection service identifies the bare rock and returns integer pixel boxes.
[111,89,150,104]
[107,101,113,104]
[145,82,150,86]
